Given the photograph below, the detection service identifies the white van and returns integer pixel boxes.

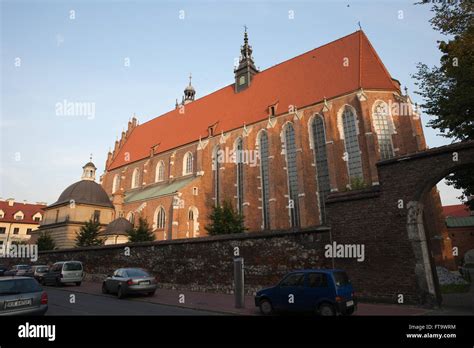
[42,261,84,286]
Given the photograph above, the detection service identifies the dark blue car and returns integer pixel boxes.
[255,269,356,316]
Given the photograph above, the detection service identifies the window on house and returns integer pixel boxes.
[14,212,23,220]
[0,210,4,218]
[55,210,59,223]
[284,123,300,228]
[212,146,220,206]
[112,174,120,193]
[13,228,20,234]
[342,106,363,180]
[93,210,100,223]
[373,102,395,160]
[183,152,193,175]
[259,130,271,230]
[0,227,6,234]
[156,161,165,182]
[235,137,244,215]
[311,115,331,223]
[26,228,33,235]
[34,214,42,222]
[156,207,166,229]
[192,187,198,196]
[188,209,194,221]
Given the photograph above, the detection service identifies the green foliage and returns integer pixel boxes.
[37,232,56,251]
[127,217,156,242]
[342,177,368,191]
[75,219,104,247]
[413,0,474,209]
[205,200,247,236]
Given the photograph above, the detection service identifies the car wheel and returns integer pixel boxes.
[259,299,274,315]
[75,282,82,286]
[318,303,336,316]
[102,283,109,294]
[117,286,125,299]
[344,307,355,316]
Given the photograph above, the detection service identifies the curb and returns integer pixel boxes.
[46,284,255,316]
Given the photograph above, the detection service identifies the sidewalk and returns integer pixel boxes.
[51,281,432,316]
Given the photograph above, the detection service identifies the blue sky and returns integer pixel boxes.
[0,0,463,205]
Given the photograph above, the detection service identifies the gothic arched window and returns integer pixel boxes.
[183,152,193,175]
[372,102,395,160]
[112,174,120,193]
[155,206,166,230]
[212,146,220,206]
[235,137,244,214]
[131,168,140,189]
[155,161,165,182]
[311,115,330,223]
[341,106,363,180]
[283,122,300,228]
[258,130,270,229]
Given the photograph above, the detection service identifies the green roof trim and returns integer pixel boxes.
[446,216,474,228]
[124,176,197,203]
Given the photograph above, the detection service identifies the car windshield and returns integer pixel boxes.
[333,271,350,287]
[126,269,149,277]
[0,279,42,294]
[36,267,49,272]
[63,263,82,271]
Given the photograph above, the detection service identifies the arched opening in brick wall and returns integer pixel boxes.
[325,141,474,306]
[407,158,474,307]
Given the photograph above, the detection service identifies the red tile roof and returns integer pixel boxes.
[0,200,46,224]
[108,30,398,170]
[443,204,472,218]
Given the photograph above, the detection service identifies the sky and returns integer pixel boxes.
[0,0,464,206]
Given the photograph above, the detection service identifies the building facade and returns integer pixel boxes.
[443,203,474,267]
[0,198,46,249]
[32,162,116,249]
[100,30,444,247]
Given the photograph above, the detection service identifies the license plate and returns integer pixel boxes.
[139,281,150,285]
[346,300,354,307]
[4,298,32,309]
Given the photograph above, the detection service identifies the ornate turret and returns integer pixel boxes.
[183,73,195,105]
[81,155,97,181]
[234,26,258,93]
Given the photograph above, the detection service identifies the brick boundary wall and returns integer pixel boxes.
[3,228,333,296]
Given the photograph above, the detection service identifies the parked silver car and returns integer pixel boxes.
[0,277,48,315]
[42,261,84,286]
[26,265,50,283]
[4,264,31,276]
[102,268,157,299]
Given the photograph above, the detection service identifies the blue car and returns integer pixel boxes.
[255,269,356,316]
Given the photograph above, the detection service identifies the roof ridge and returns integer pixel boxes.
[136,30,361,129]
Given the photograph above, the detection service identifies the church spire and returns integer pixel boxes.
[183,73,195,104]
[234,26,258,93]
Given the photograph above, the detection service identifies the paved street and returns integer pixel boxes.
[45,286,220,316]
[41,281,454,316]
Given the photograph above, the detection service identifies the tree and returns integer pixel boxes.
[205,200,247,236]
[75,219,104,247]
[37,232,56,251]
[413,0,474,208]
[127,217,155,242]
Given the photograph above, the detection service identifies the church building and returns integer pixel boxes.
[100,30,448,255]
